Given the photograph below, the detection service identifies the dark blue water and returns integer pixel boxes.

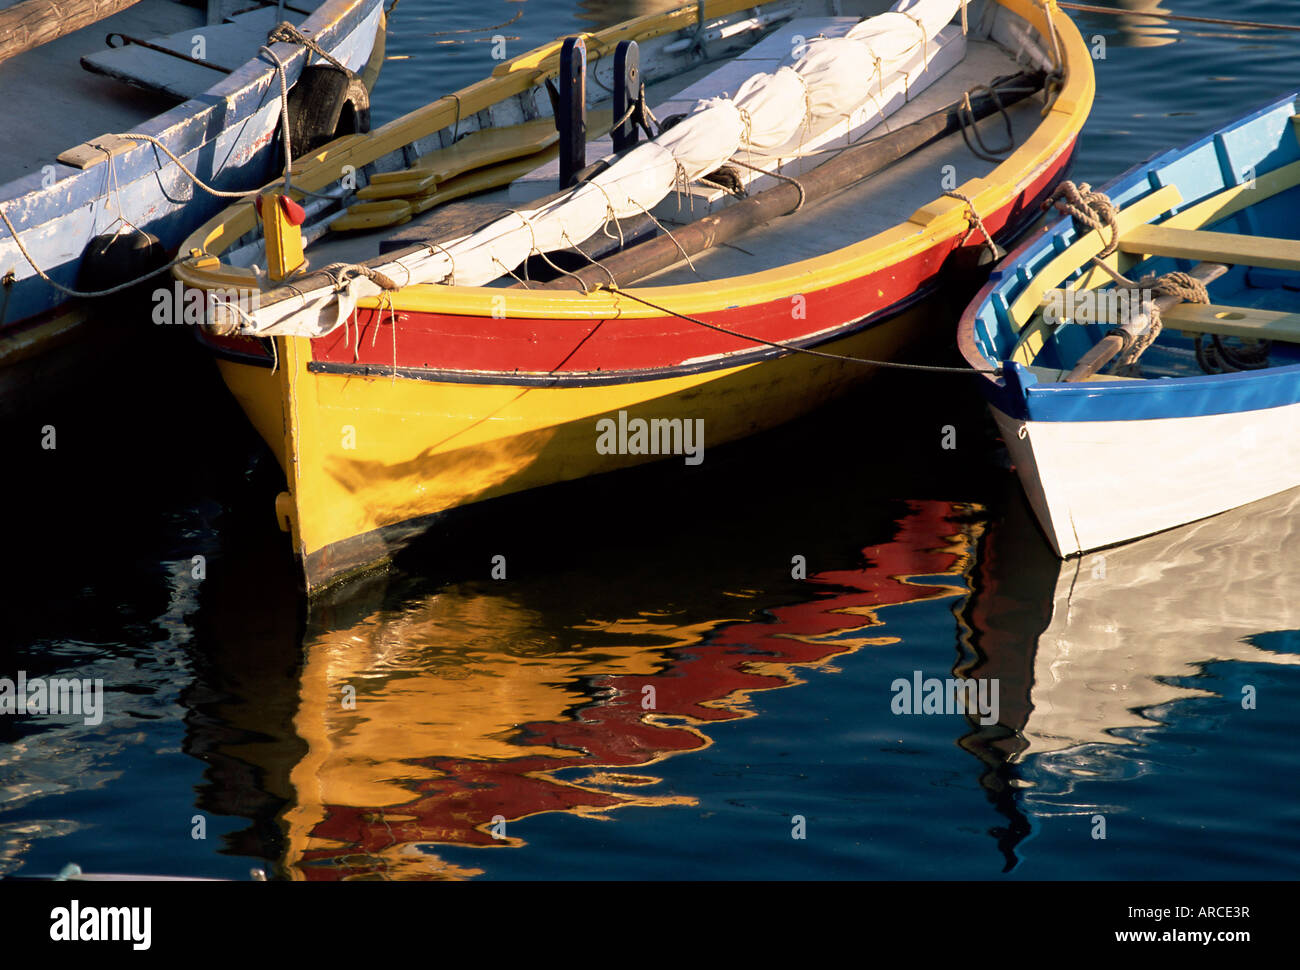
[2,0,1299,880]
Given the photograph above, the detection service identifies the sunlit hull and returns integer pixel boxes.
[212,300,942,590]
[990,401,1300,555]
[184,0,1094,592]
[960,90,1300,556]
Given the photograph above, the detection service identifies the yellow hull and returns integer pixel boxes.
[183,0,1095,593]
[223,302,938,591]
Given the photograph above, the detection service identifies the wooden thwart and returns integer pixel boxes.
[1118,224,1300,271]
[1008,184,1183,329]
[1043,289,1300,343]
[1161,303,1300,344]
[359,119,563,200]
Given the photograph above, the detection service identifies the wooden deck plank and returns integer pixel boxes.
[1119,224,1300,271]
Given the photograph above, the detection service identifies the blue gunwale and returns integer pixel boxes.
[958,88,1300,423]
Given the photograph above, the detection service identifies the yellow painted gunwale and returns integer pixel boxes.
[175,0,1095,322]
[1006,158,1300,364]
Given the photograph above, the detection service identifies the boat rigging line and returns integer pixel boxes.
[604,285,1003,375]
[0,24,350,300]
[1056,2,1300,34]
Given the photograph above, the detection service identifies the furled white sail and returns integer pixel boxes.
[240,0,963,337]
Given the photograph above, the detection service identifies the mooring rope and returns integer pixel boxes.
[0,205,188,298]
[1057,2,1300,34]
[944,190,1000,261]
[267,21,351,75]
[421,9,523,37]
[606,286,1002,375]
[1110,270,1208,375]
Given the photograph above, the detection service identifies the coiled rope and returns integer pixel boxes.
[1042,181,1270,374]
[1043,180,1120,257]
[1111,271,1207,375]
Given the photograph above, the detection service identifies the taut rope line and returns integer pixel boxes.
[607,286,1002,375]
[1058,2,1300,33]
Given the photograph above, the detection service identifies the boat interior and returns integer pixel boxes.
[972,96,1300,383]
[0,0,319,187]
[216,0,1065,293]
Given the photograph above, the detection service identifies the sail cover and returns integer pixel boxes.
[238,0,963,337]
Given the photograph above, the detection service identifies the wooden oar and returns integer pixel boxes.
[1063,261,1228,381]
[526,70,1046,292]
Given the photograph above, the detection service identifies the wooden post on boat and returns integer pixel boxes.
[1063,261,1229,381]
[531,71,1046,291]
[260,192,307,281]
[0,0,143,64]
[612,40,640,153]
[558,36,587,189]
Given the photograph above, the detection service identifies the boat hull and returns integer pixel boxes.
[991,399,1300,555]
[207,118,1076,592]
[960,87,1300,555]
[219,296,944,591]
[184,0,1095,592]
[0,0,385,406]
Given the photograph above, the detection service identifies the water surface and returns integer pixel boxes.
[2,0,1298,880]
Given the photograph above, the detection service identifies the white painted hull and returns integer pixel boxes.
[992,400,1300,555]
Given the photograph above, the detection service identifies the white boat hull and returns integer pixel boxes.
[992,401,1300,555]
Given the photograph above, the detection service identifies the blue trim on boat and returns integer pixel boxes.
[961,87,1300,424]
[1007,360,1300,423]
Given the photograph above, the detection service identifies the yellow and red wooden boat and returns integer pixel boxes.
[174,0,1094,593]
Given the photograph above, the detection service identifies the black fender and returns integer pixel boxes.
[77,229,167,308]
[285,65,371,157]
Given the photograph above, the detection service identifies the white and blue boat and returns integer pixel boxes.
[0,0,385,403]
[959,90,1300,556]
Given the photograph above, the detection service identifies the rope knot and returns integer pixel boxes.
[1111,270,1210,375]
[1044,180,1120,257]
[944,190,1002,263]
[267,21,352,75]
